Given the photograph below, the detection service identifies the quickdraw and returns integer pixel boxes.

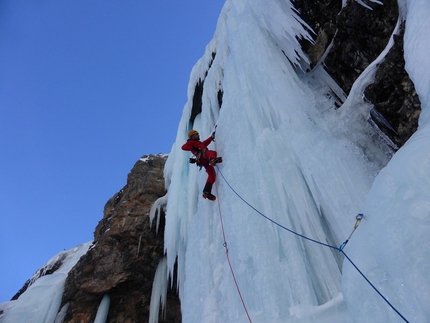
[339,213,364,251]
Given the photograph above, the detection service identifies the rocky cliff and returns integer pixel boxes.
[60,154,180,323]
[294,0,420,147]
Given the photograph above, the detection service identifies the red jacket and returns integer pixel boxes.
[182,136,217,166]
[181,136,214,158]
[182,136,217,183]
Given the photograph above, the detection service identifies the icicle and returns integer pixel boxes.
[137,232,143,256]
[53,303,69,323]
[339,15,402,113]
[149,258,168,323]
[149,194,168,233]
[93,294,110,323]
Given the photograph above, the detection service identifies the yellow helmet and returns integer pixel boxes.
[188,130,199,138]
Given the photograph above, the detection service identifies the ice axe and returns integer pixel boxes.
[212,125,217,141]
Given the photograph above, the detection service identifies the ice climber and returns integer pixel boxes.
[182,129,222,201]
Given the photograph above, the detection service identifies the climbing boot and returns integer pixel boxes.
[202,192,216,201]
[202,182,216,201]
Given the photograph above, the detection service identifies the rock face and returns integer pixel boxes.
[294,0,420,147]
[60,154,181,323]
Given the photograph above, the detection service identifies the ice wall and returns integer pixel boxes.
[161,0,428,322]
[343,1,430,322]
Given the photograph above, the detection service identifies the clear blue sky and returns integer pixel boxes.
[0,0,225,302]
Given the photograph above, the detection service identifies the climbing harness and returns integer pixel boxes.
[215,165,410,323]
[189,151,203,170]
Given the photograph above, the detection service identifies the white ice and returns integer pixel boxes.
[93,294,110,323]
[161,0,430,322]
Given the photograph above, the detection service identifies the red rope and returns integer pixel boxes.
[215,182,253,323]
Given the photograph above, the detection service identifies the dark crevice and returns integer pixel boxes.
[190,78,204,124]
[190,52,221,125]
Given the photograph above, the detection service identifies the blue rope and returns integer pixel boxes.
[216,167,339,250]
[341,252,410,323]
[215,166,410,323]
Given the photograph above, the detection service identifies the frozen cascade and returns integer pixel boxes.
[343,0,430,322]
[0,242,91,323]
[161,0,430,322]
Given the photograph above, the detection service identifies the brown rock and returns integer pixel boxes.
[61,154,181,323]
[295,0,421,147]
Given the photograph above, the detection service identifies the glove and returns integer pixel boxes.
[189,158,196,164]
[212,131,216,140]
